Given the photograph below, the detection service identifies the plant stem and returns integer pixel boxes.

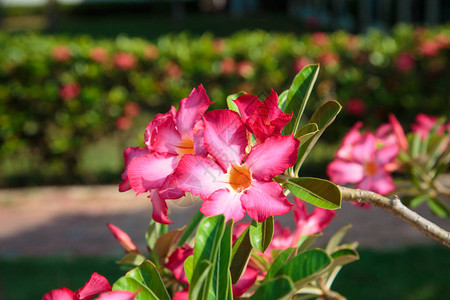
[338,186,450,248]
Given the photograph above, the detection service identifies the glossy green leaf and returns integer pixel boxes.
[294,100,342,174]
[297,232,322,253]
[178,211,204,246]
[325,224,352,253]
[277,89,289,110]
[428,197,450,218]
[294,123,319,144]
[189,260,212,300]
[287,177,341,210]
[250,275,295,300]
[115,252,147,267]
[263,247,295,283]
[226,92,246,114]
[126,261,170,300]
[249,216,274,253]
[230,225,252,284]
[184,255,194,283]
[282,64,320,136]
[330,249,360,267]
[215,220,233,300]
[276,249,332,290]
[113,276,157,300]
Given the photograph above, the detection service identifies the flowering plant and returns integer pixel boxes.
[44,66,450,300]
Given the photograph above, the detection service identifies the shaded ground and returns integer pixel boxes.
[0,184,450,256]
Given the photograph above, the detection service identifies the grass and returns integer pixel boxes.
[0,246,449,299]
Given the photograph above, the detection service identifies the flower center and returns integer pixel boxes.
[364,161,378,176]
[175,136,195,156]
[228,164,252,193]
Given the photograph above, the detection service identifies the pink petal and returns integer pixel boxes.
[241,180,293,222]
[172,289,189,300]
[335,122,363,160]
[245,135,299,181]
[74,273,111,300]
[145,108,177,150]
[96,291,136,300]
[203,109,248,171]
[200,189,246,222]
[119,147,150,192]
[327,160,364,184]
[375,144,399,167]
[127,153,178,194]
[358,171,395,195]
[193,120,207,156]
[232,266,259,297]
[42,287,74,300]
[148,116,181,155]
[351,133,376,163]
[292,198,308,224]
[149,189,172,224]
[166,244,194,285]
[176,85,211,139]
[233,94,260,123]
[293,198,336,237]
[271,221,294,249]
[171,154,228,199]
[107,223,139,253]
[388,114,408,151]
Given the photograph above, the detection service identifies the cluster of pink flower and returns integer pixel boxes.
[119,85,301,224]
[327,112,449,207]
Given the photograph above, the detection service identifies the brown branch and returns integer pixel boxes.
[338,186,450,248]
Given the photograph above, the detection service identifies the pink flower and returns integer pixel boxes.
[124,102,141,117]
[113,52,137,71]
[234,90,292,143]
[171,109,299,222]
[107,223,139,253]
[115,116,132,131]
[237,61,254,78]
[395,52,415,73]
[165,61,183,79]
[376,114,408,152]
[166,244,194,284]
[311,32,330,47]
[327,131,398,195]
[90,47,108,63]
[220,57,236,75]
[271,198,335,250]
[121,85,211,224]
[411,113,449,139]
[43,273,111,300]
[59,83,81,100]
[345,97,366,117]
[294,57,312,73]
[96,291,136,300]
[318,51,339,67]
[172,288,189,300]
[144,44,159,61]
[52,46,72,62]
[232,265,259,297]
[419,40,441,57]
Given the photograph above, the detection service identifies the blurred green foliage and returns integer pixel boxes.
[0,24,449,186]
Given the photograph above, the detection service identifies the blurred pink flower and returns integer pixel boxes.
[115,116,132,131]
[345,35,360,51]
[124,102,141,117]
[345,97,366,117]
[311,32,330,47]
[90,47,108,63]
[43,273,111,300]
[166,244,194,285]
[59,83,81,100]
[395,52,415,73]
[107,223,139,253]
[419,40,441,57]
[52,46,72,62]
[165,61,183,79]
[221,57,236,75]
[144,44,159,61]
[294,57,312,73]
[319,51,339,67]
[237,61,254,78]
[113,52,137,71]
[411,113,449,139]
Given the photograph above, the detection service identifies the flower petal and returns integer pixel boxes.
[241,180,293,222]
[166,244,194,285]
[335,122,363,160]
[145,108,177,150]
[127,153,178,194]
[42,288,75,300]
[233,94,260,123]
[360,171,395,195]
[232,266,259,297]
[245,135,299,181]
[327,160,364,184]
[293,198,336,237]
[119,147,150,192]
[148,116,181,155]
[75,272,111,300]
[200,189,246,222]
[351,132,376,163]
[203,109,248,171]
[375,144,399,167]
[107,223,139,253]
[96,291,137,300]
[388,113,408,151]
[149,189,172,224]
[176,85,211,139]
[171,154,228,199]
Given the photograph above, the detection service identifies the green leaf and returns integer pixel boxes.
[263,247,295,283]
[249,216,274,253]
[294,100,342,174]
[115,252,147,267]
[297,233,322,254]
[409,195,428,208]
[184,255,194,283]
[294,123,319,144]
[325,224,352,253]
[287,177,341,210]
[277,89,289,110]
[215,220,233,300]
[428,197,450,218]
[226,92,246,113]
[230,225,252,284]
[145,220,167,266]
[250,275,295,300]
[330,249,360,267]
[282,64,320,136]
[126,261,170,300]
[178,211,204,246]
[189,260,213,300]
[113,276,158,300]
[276,249,332,290]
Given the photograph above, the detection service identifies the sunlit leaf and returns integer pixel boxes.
[297,233,322,253]
[115,252,147,267]
[226,92,246,114]
[113,276,157,300]
[287,177,341,209]
[263,247,295,283]
[325,224,352,253]
[250,275,295,300]
[126,261,170,300]
[184,255,194,283]
[178,211,204,246]
[249,217,274,253]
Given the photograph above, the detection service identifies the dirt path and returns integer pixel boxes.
[0,184,449,256]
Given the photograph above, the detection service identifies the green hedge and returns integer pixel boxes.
[0,24,449,185]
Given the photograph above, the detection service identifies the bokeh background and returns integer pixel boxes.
[0,1,449,299]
